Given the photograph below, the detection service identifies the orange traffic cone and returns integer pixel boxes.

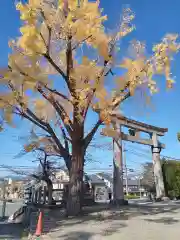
[35,211,43,237]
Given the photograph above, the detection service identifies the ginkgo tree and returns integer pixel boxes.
[0,0,179,215]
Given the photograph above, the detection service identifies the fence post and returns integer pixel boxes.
[34,190,38,204]
[43,186,47,204]
[38,187,42,204]
[31,187,35,203]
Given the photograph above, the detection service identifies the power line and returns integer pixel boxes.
[125,145,180,161]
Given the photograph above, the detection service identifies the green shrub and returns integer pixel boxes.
[125,194,139,199]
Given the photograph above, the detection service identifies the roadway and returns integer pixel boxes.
[1,198,180,218]
[0,200,24,218]
[0,198,180,239]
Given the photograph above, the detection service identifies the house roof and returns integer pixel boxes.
[97,173,140,186]
[124,179,139,186]
[88,174,105,184]
[4,175,30,181]
[97,173,113,183]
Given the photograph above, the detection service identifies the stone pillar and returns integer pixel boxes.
[112,124,126,205]
[151,133,165,199]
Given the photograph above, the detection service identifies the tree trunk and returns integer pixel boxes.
[43,176,53,205]
[47,181,53,205]
[66,144,84,216]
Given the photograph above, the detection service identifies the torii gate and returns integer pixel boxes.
[102,114,167,204]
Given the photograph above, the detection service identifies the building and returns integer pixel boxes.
[0,176,30,199]
[97,172,147,197]
[87,174,108,200]
[52,169,147,201]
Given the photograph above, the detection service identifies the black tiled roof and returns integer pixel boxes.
[88,174,105,184]
[97,173,140,186]
[97,173,113,183]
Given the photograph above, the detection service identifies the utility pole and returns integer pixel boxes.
[1,179,6,219]
[123,146,128,196]
[139,177,142,198]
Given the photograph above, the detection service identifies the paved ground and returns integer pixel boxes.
[1,200,180,239]
[0,200,23,218]
[39,202,180,240]
[0,200,25,239]
[0,220,24,240]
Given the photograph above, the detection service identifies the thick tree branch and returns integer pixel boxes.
[84,88,130,151]
[21,111,48,132]
[22,109,70,166]
[83,54,113,119]
[43,84,73,104]
[43,53,67,81]
[112,91,131,110]
[37,85,73,137]
[58,120,70,153]
[66,36,76,97]
[46,123,71,166]
[40,10,72,91]
[72,35,93,50]
[84,119,102,150]
[8,79,70,164]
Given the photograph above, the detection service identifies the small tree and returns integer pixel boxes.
[17,130,62,204]
[141,162,155,192]
[31,150,56,205]
[0,0,179,215]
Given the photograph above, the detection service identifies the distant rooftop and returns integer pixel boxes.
[88,174,105,184]
[97,172,113,183]
[96,173,140,186]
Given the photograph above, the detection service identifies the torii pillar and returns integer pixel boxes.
[151,133,166,199]
[112,124,127,205]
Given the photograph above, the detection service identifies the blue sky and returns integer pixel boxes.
[0,0,180,176]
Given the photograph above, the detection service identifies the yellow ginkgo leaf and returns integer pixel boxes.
[166,79,175,89]
[82,56,90,66]
[4,108,13,125]
[97,41,109,60]
[120,58,133,69]
[24,142,39,152]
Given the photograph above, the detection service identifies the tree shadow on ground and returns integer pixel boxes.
[101,222,127,236]
[57,223,127,239]
[144,217,179,225]
[0,222,24,239]
[58,231,95,240]
[51,203,180,226]
[30,203,180,237]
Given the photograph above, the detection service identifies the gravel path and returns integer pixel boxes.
[39,203,180,240]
